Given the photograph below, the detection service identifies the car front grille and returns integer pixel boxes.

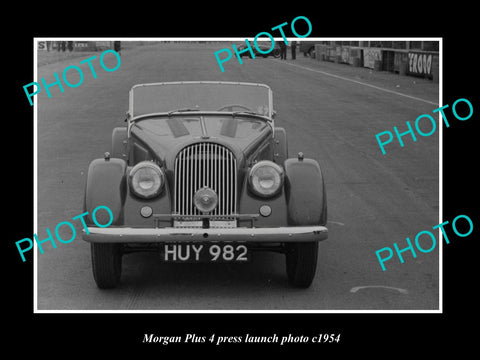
[174,143,237,218]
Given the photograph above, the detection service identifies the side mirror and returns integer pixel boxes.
[125,110,131,122]
[272,110,277,119]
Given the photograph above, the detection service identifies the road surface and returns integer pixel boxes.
[35,42,440,311]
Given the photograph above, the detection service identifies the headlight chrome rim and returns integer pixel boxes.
[129,161,165,199]
[248,160,284,197]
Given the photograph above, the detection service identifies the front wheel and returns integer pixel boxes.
[285,242,318,288]
[91,243,122,289]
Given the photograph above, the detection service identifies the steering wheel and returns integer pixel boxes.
[216,104,253,112]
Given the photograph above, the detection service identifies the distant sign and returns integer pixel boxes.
[408,52,432,77]
[74,41,96,51]
[363,48,381,69]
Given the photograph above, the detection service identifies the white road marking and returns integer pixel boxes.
[272,60,438,106]
[350,286,408,294]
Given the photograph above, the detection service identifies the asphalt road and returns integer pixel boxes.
[36,42,440,311]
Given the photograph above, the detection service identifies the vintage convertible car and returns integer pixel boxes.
[237,42,281,58]
[82,81,328,289]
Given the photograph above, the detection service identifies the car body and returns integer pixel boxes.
[236,42,281,58]
[82,81,328,289]
[299,41,317,57]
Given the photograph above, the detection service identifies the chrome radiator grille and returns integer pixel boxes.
[174,143,237,217]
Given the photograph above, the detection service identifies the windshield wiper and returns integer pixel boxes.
[231,111,272,121]
[130,109,198,124]
[167,108,196,116]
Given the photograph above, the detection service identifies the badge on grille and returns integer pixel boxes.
[193,187,218,213]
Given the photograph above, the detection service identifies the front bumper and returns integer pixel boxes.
[82,225,328,243]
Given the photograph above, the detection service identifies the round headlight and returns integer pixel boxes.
[248,160,284,197]
[129,161,165,199]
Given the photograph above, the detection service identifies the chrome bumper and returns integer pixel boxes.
[82,226,328,243]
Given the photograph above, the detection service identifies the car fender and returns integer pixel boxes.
[284,157,327,226]
[273,127,288,166]
[84,158,127,226]
[111,127,128,161]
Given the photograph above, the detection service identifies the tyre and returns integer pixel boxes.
[285,241,318,288]
[272,49,280,58]
[91,243,122,289]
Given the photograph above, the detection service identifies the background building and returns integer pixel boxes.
[300,40,439,82]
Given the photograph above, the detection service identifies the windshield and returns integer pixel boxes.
[134,116,268,139]
[129,82,272,118]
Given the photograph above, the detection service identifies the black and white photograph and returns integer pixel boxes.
[33,38,442,312]
[7,8,478,354]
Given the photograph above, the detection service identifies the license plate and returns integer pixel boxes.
[162,243,250,262]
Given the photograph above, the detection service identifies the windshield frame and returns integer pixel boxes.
[127,81,274,135]
[127,81,273,119]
